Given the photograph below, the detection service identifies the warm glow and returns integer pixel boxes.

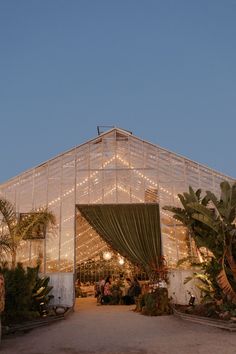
[103,251,112,260]
[118,257,125,265]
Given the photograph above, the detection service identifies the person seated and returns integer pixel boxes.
[127,277,141,304]
[102,276,112,304]
[122,278,134,305]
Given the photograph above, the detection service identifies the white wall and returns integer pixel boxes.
[47,272,75,307]
[168,269,201,305]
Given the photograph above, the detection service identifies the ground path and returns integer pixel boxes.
[1,298,236,354]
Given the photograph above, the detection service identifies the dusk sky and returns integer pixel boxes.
[0,1,236,183]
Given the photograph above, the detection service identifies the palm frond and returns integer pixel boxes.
[187,202,215,219]
[19,210,56,240]
[0,198,16,234]
[191,213,219,233]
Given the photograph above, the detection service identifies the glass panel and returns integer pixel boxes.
[158,150,171,183]
[60,223,74,272]
[18,172,34,212]
[46,217,60,273]
[130,137,144,168]
[33,165,48,209]
[103,131,116,169]
[30,240,44,270]
[90,140,103,170]
[143,143,158,169]
[171,156,185,181]
[173,181,188,207]
[161,223,178,268]
[158,182,174,208]
[89,171,103,204]
[117,170,131,203]
[76,145,90,170]
[143,170,158,203]
[199,167,213,191]
[60,152,76,272]
[76,170,89,204]
[130,170,144,203]
[175,226,190,261]
[4,183,17,205]
[46,159,61,272]
[185,161,200,189]
[116,134,130,169]
[103,170,116,203]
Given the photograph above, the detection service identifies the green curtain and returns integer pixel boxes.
[77,204,162,273]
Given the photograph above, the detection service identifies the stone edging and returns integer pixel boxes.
[173,308,236,332]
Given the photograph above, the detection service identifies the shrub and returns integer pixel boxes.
[0,263,53,325]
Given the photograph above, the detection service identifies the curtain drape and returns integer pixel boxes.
[77,203,162,273]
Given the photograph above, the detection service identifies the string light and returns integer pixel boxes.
[3,145,222,271]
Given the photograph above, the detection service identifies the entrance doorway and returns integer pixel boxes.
[75,204,162,292]
[75,209,147,290]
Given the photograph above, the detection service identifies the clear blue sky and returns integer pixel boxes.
[0,0,236,183]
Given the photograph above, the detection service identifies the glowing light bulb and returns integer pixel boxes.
[103,251,112,260]
[118,257,125,265]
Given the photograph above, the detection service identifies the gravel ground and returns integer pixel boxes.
[1,297,236,354]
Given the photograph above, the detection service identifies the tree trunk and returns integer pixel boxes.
[225,248,236,282]
[11,249,16,269]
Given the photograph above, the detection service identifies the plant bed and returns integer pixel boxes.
[173,305,236,331]
[2,307,73,336]
[135,288,172,316]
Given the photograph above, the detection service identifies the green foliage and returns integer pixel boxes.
[184,269,216,303]
[32,276,54,312]
[0,263,53,325]
[176,256,201,268]
[0,198,56,267]
[141,293,158,315]
[1,263,38,324]
[164,181,236,304]
[140,288,171,316]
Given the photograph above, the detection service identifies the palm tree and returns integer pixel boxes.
[164,182,236,304]
[0,198,56,268]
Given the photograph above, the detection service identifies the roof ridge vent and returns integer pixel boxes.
[97,126,132,136]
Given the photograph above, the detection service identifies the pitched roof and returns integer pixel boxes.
[0,127,234,187]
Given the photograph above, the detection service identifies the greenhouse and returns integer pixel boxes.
[0,127,234,306]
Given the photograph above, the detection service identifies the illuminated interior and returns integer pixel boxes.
[0,128,234,273]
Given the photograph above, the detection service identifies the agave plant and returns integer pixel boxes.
[164,181,236,304]
[32,275,54,314]
[0,198,56,268]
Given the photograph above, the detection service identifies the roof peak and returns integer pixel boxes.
[97,126,132,136]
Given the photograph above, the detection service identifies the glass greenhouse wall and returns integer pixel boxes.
[0,128,234,274]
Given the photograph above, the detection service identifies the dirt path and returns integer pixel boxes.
[1,298,236,354]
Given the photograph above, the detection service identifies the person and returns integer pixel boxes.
[122,278,133,305]
[132,277,141,297]
[102,275,112,304]
[96,277,105,305]
[94,281,100,299]
[128,277,141,304]
[75,279,83,298]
